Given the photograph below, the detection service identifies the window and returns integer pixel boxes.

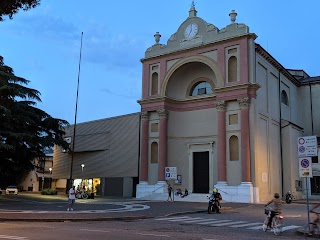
[228,56,237,82]
[151,142,158,163]
[281,90,289,106]
[229,135,239,161]
[151,123,158,132]
[151,72,158,95]
[190,81,213,96]
[229,114,238,125]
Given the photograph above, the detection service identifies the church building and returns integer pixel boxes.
[135,3,320,203]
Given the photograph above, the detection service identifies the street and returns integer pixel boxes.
[0,193,313,239]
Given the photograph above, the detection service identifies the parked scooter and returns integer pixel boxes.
[285,191,293,204]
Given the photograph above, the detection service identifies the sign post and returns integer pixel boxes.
[297,136,317,233]
[165,167,177,202]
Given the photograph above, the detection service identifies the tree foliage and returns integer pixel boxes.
[0,0,40,21]
[0,55,69,186]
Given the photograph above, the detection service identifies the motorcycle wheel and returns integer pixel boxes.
[208,206,212,214]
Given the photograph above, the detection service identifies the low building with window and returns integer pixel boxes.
[136,4,320,202]
[52,113,140,197]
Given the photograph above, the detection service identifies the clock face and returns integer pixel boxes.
[184,23,198,39]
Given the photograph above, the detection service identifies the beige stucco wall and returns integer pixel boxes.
[298,84,320,136]
[167,109,217,192]
[254,54,282,202]
[282,124,303,198]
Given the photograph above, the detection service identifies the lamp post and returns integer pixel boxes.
[81,164,85,188]
[49,168,52,189]
[69,32,84,190]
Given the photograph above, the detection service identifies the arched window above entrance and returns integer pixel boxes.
[190,81,213,96]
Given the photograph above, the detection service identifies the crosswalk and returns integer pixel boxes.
[155,216,301,232]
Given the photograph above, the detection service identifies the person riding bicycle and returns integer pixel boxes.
[265,192,282,229]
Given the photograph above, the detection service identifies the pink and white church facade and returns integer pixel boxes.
[136,4,320,203]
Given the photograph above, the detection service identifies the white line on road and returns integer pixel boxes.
[156,216,191,221]
[80,229,110,233]
[211,221,247,227]
[230,222,262,228]
[179,218,208,223]
[281,225,301,231]
[136,233,170,237]
[180,218,215,223]
[198,220,232,225]
[0,235,29,240]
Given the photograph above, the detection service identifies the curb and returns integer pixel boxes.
[0,215,151,222]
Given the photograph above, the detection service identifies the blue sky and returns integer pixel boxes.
[1,1,319,124]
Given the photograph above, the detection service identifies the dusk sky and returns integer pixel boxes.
[1,1,319,124]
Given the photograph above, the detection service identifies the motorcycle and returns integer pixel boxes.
[285,191,293,204]
[208,194,220,214]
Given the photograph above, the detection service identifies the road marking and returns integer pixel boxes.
[282,225,301,231]
[0,235,29,239]
[247,225,263,230]
[181,218,214,223]
[179,217,208,222]
[0,203,150,214]
[80,229,110,233]
[230,222,262,228]
[156,216,191,221]
[198,220,231,225]
[211,221,246,227]
[137,233,170,237]
[284,215,301,218]
[154,216,302,232]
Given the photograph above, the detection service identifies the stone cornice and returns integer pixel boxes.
[215,82,260,94]
[255,44,300,87]
[141,33,257,63]
[137,95,216,105]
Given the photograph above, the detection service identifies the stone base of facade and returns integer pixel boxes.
[215,182,259,203]
[136,181,167,198]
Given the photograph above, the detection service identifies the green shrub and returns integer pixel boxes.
[41,188,58,195]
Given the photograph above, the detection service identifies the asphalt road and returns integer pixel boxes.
[0,193,316,239]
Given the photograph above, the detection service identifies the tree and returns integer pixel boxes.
[0,0,40,21]
[0,55,69,187]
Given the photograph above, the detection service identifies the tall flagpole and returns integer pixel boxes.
[69,32,84,187]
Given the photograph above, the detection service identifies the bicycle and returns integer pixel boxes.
[76,190,88,199]
[262,206,283,235]
[305,211,320,238]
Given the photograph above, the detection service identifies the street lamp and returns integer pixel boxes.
[49,168,52,189]
[81,164,85,188]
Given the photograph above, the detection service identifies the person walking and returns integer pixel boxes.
[167,184,173,202]
[67,185,76,211]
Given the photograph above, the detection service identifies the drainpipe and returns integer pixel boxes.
[278,70,284,197]
[309,82,314,135]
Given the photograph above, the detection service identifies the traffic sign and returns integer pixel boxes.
[297,136,317,157]
[165,167,177,180]
[299,157,313,178]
